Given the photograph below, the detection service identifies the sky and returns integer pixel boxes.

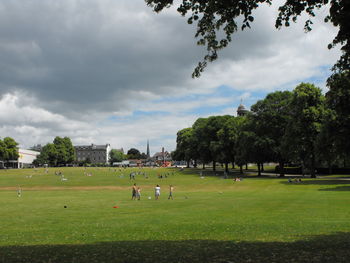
[0,0,341,155]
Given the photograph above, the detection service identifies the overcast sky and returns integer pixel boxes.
[0,0,340,155]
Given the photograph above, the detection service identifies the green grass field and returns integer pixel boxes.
[0,167,350,262]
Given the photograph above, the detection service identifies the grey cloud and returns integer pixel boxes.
[0,0,295,119]
[0,1,198,115]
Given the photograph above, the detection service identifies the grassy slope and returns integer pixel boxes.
[0,167,349,262]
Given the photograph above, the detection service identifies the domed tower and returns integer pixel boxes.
[237,101,249,116]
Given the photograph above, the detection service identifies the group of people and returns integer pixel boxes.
[129,171,148,180]
[157,172,175,179]
[288,178,302,183]
[131,184,174,200]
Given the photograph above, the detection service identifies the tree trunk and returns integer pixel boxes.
[310,152,316,178]
[344,157,346,168]
[186,160,190,168]
[194,159,197,168]
[279,161,285,177]
[261,163,264,172]
[301,160,305,177]
[239,165,243,174]
[225,162,229,173]
[257,163,261,176]
[245,163,248,170]
[202,163,205,169]
[213,161,216,171]
[328,160,333,175]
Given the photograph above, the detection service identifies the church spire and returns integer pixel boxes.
[146,140,150,158]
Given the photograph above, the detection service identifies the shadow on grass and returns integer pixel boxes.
[319,186,350,191]
[320,175,350,179]
[281,179,350,186]
[177,167,304,179]
[1,233,350,263]
[177,168,243,178]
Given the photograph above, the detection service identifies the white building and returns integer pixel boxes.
[74,144,111,164]
[17,149,40,168]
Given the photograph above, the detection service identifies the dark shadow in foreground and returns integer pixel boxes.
[281,179,350,186]
[1,232,350,263]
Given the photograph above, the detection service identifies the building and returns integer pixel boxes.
[152,147,172,166]
[74,144,111,164]
[18,149,40,168]
[4,149,40,168]
[30,144,43,152]
[237,102,249,116]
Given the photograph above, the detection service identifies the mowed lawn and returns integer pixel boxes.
[0,167,350,263]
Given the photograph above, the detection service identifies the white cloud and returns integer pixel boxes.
[0,92,197,152]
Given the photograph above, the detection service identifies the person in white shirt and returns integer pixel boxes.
[155,184,161,200]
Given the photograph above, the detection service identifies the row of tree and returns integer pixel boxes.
[109,148,149,164]
[34,137,75,166]
[172,72,350,177]
[0,137,19,163]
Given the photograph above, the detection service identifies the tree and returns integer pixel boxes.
[316,110,339,174]
[250,91,293,176]
[0,137,19,162]
[236,118,274,176]
[53,137,67,165]
[127,148,142,159]
[109,149,125,164]
[146,0,350,76]
[0,139,7,161]
[53,136,75,165]
[35,137,75,166]
[192,118,211,169]
[192,116,228,171]
[216,116,241,173]
[326,71,350,166]
[3,137,19,161]
[140,152,148,159]
[37,143,58,166]
[63,137,75,164]
[284,83,326,178]
[173,127,199,168]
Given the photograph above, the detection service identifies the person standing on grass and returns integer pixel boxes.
[136,187,141,200]
[155,184,161,200]
[17,186,22,197]
[168,185,174,200]
[132,183,137,200]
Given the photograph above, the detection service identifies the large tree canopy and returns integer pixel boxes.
[146,0,350,77]
[284,83,326,177]
[250,90,293,176]
[109,149,126,164]
[127,148,144,159]
[0,137,19,162]
[172,81,350,175]
[325,71,350,159]
[35,137,75,166]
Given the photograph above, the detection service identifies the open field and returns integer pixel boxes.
[1,167,350,262]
